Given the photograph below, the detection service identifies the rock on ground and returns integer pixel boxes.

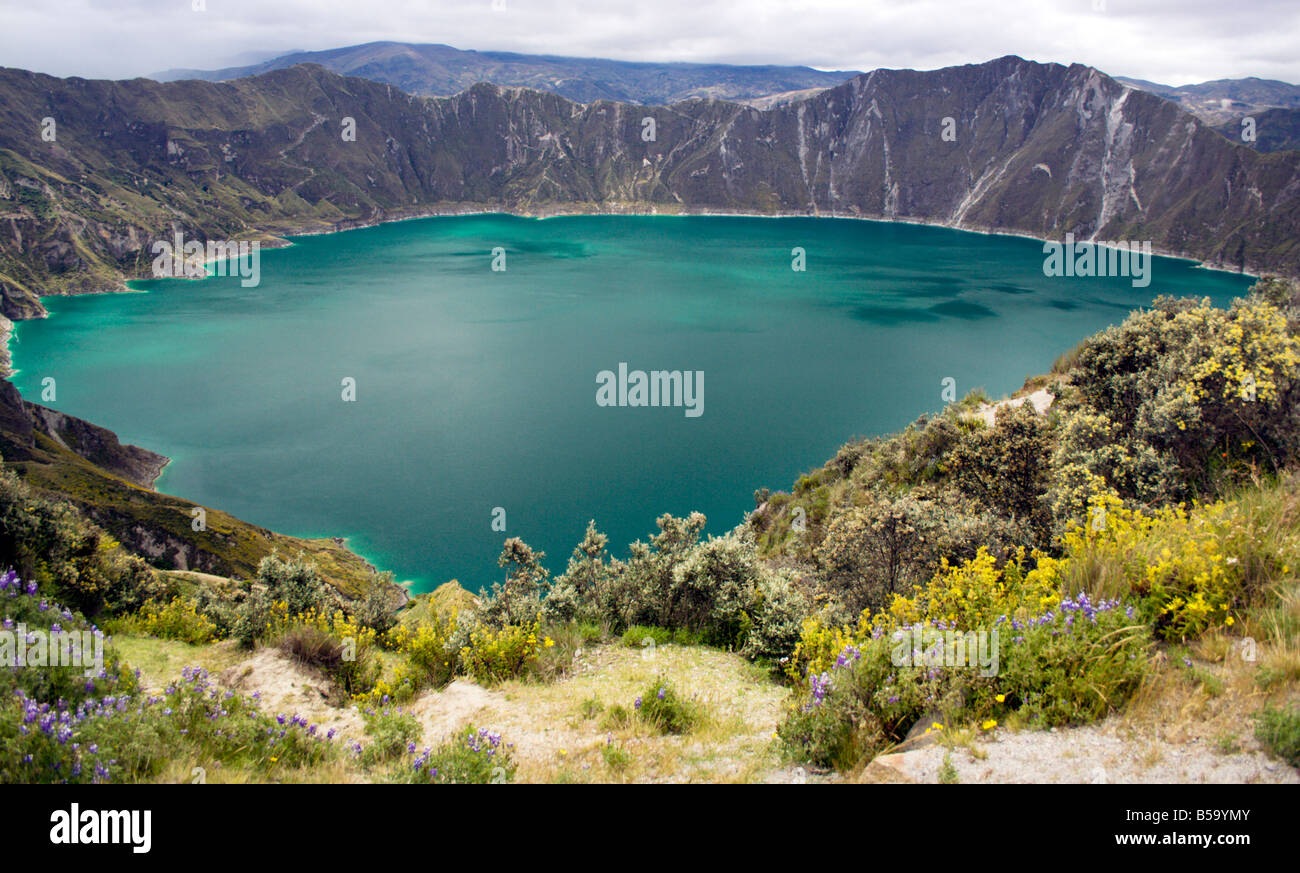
[858,721,1299,784]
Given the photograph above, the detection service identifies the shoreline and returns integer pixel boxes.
[3,205,1267,332]
[267,203,1265,281]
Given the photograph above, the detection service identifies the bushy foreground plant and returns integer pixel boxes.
[1056,479,1300,641]
[108,596,220,645]
[778,597,1149,769]
[0,665,337,783]
[397,726,517,784]
[1254,704,1300,767]
[0,465,163,617]
[1067,295,1300,501]
[0,570,138,706]
[360,706,421,766]
[458,621,547,685]
[633,678,701,735]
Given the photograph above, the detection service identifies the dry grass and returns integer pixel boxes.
[408,643,795,783]
[111,634,248,690]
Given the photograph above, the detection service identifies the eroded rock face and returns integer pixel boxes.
[0,374,167,491]
[24,402,168,489]
[0,55,1293,318]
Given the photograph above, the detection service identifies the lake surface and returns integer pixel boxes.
[10,215,1254,592]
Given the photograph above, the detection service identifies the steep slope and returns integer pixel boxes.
[3,55,1299,324]
[0,380,381,591]
[151,41,861,105]
[1214,108,1300,153]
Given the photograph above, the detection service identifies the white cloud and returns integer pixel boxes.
[0,0,1295,86]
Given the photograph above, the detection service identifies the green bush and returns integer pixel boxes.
[1254,704,1300,767]
[950,400,1053,534]
[1068,295,1300,499]
[257,554,333,617]
[778,595,1149,770]
[360,707,421,766]
[0,569,138,708]
[0,464,164,616]
[352,572,401,635]
[108,596,219,644]
[479,538,549,628]
[0,665,336,783]
[740,570,810,663]
[634,678,702,735]
[399,726,516,784]
[232,588,275,649]
[600,738,631,772]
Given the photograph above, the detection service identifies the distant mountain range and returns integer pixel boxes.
[151,41,861,106]
[1117,75,1300,123]
[153,42,1300,152]
[1117,75,1300,153]
[4,54,1300,328]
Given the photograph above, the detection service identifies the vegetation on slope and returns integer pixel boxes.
[2,277,1299,782]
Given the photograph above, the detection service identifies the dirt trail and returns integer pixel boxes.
[219,649,366,741]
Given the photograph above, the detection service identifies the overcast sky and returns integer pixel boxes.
[1,0,1296,86]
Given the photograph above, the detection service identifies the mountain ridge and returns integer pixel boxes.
[2,54,1299,326]
[150,40,862,106]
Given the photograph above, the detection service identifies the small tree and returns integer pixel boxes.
[543,521,608,624]
[353,571,402,634]
[815,493,936,613]
[951,401,1051,527]
[256,554,332,617]
[481,537,549,627]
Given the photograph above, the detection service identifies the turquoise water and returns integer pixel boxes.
[9,215,1253,592]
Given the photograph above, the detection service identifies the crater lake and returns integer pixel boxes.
[9,214,1254,592]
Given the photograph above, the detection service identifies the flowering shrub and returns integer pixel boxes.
[356,664,420,707]
[1070,296,1300,498]
[0,666,337,783]
[459,621,542,685]
[388,612,461,689]
[399,726,516,784]
[110,596,220,644]
[633,678,701,735]
[0,569,135,707]
[0,469,162,616]
[786,547,1061,685]
[875,547,1063,635]
[360,706,421,765]
[1062,487,1246,639]
[778,597,1149,769]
